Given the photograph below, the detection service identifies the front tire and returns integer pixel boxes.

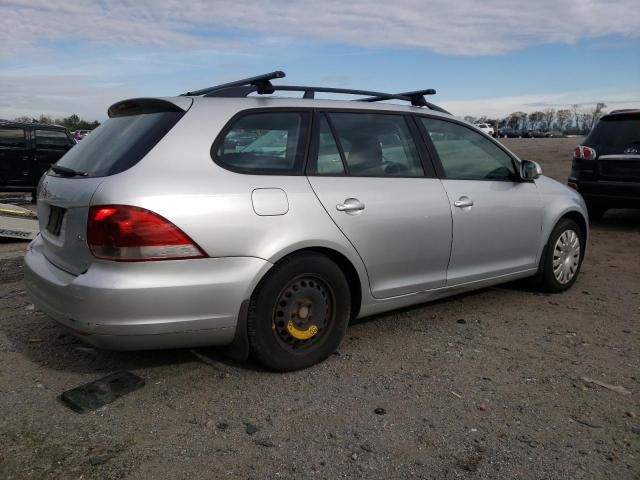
[247,253,351,371]
[538,218,584,293]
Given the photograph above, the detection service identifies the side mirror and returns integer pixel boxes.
[521,159,542,180]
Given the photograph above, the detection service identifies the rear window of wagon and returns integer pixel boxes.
[54,100,185,178]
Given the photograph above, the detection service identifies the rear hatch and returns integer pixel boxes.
[585,112,640,181]
[37,97,190,275]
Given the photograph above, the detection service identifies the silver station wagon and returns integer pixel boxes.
[24,71,588,371]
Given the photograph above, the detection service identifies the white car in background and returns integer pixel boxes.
[474,123,495,136]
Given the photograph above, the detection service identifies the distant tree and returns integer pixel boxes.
[589,102,607,130]
[12,116,32,123]
[556,109,572,132]
[542,109,556,131]
[528,111,544,130]
[507,111,526,130]
[464,115,477,124]
[579,112,591,133]
[571,104,580,129]
[37,114,53,124]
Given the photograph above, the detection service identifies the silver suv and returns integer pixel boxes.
[24,71,588,371]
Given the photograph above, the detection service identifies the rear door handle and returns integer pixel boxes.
[336,198,365,213]
[453,196,474,208]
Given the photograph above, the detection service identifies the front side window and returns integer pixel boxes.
[0,127,26,148]
[215,112,307,174]
[317,112,423,177]
[421,117,516,180]
[36,130,71,149]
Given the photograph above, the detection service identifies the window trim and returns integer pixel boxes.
[306,108,435,178]
[415,114,524,183]
[210,107,313,176]
[0,126,27,149]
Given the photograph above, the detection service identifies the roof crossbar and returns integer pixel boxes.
[359,89,436,106]
[182,71,449,112]
[180,71,285,97]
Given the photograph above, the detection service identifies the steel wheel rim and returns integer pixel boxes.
[552,229,580,284]
[272,275,334,351]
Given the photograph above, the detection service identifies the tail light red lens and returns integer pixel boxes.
[567,182,578,190]
[87,205,206,261]
[574,145,597,160]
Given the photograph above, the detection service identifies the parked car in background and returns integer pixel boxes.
[72,129,92,141]
[474,123,494,136]
[0,120,75,193]
[543,130,565,138]
[24,71,588,371]
[569,109,640,219]
[498,127,521,138]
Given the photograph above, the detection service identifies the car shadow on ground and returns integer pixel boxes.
[590,208,640,232]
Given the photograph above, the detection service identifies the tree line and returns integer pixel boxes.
[463,103,608,135]
[11,114,100,131]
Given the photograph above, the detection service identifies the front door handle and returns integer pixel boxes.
[336,198,365,213]
[453,196,474,208]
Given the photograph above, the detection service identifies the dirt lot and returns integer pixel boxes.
[1,138,638,479]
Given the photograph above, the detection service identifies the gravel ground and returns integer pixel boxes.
[1,138,638,479]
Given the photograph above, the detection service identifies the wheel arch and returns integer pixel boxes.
[222,245,364,361]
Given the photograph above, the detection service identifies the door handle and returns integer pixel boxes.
[454,196,474,208]
[336,198,365,213]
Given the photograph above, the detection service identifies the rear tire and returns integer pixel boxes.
[537,218,584,293]
[247,253,351,371]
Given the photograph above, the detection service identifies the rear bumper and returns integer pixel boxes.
[24,235,272,350]
[571,179,640,207]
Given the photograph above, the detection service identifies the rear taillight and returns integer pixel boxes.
[567,182,578,190]
[574,145,597,160]
[87,205,206,261]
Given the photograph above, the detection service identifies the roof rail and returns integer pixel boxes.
[181,71,448,113]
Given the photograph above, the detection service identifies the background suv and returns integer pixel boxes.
[24,72,587,371]
[0,120,75,193]
[569,109,640,218]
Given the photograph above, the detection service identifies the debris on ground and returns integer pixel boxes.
[244,422,259,435]
[59,371,145,414]
[581,377,632,395]
[0,205,39,240]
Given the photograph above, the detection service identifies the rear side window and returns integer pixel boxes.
[314,112,423,177]
[0,127,25,148]
[421,117,516,181]
[214,111,308,174]
[56,101,185,177]
[585,114,640,156]
[36,130,71,149]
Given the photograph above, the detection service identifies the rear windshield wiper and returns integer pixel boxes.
[50,165,89,177]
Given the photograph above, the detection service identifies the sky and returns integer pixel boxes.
[1,0,639,121]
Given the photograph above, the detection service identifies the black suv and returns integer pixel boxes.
[0,120,75,193]
[569,110,640,219]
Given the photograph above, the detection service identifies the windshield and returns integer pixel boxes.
[55,110,184,177]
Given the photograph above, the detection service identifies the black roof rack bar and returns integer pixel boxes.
[185,71,449,112]
[204,84,424,104]
[180,70,286,97]
[359,89,436,107]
